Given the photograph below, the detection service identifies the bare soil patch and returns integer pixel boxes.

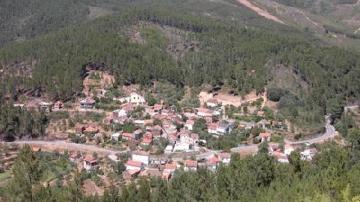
[83,179,104,196]
[236,0,285,24]
[199,90,264,107]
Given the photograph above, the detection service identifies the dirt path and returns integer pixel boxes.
[236,0,285,24]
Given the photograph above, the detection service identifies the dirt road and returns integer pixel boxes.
[236,0,285,24]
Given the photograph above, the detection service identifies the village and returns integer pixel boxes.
[0,69,331,196]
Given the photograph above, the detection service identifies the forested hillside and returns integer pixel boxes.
[0,8,360,130]
[0,0,303,48]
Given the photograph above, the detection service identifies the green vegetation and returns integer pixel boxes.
[0,103,48,141]
[4,135,360,201]
[1,8,360,130]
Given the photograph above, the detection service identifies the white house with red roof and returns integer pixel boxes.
[259,132,271,142]
[121,132,141,142]
[141,132,153,146]
[208,122,219,134]
[217,152,231,165]
[125,160,144,171]
[207,156,220,171]
[184,160,198,172]
[83,155,99,171]
[153,104,163,112]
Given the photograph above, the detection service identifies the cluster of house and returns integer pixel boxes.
[107,92,243,154]
[269,143,318,163]
[122,150,232,181]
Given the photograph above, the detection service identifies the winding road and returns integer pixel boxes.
[284,116,337,145]
[231,116,337,153]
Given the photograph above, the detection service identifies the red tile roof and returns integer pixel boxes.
[165,162,177,170]
[122,132,134,139]
[207,156,220,165]
[260,132,271,138]
[208,123,218,130]
[84,155,97,163]
[185,160,198,168]
[126,160,143,168]
[186,119,195,125]
[154,104,163,111]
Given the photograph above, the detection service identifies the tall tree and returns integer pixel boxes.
[6,145,42,202]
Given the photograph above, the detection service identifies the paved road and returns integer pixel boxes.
[284,116,337,145]
[3,117,337,157]
[4,140,127,156]
[231,116,337,154]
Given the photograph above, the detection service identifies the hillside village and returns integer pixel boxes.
[1,0,360,200]
[0,68,332,196]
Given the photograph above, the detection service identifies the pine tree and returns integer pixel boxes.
[6,145,42,202]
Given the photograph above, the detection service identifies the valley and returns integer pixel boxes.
[0,0,360,201]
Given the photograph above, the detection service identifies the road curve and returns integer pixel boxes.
[284,116,337,145]
[231,116,337,154]
[3,140,127,156]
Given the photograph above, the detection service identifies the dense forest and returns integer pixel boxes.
[0,0,297,48]
[0,9,359,129]
[2,129,360,201]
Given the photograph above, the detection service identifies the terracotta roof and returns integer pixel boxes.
[186,119,195,125]
[142,138,152,144]
[153,104,163,111]
[208,123,219,130]
[126,160,143,167]
[84,155,97,163]
[207,156,220,165]
[83,124,100,133]
[122,132,134,138]
[165,162,177,170]
[185,160,197,168]
[259,132,271,138]
[143,132,153,139]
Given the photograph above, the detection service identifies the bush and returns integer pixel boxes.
[267,88,287,102]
